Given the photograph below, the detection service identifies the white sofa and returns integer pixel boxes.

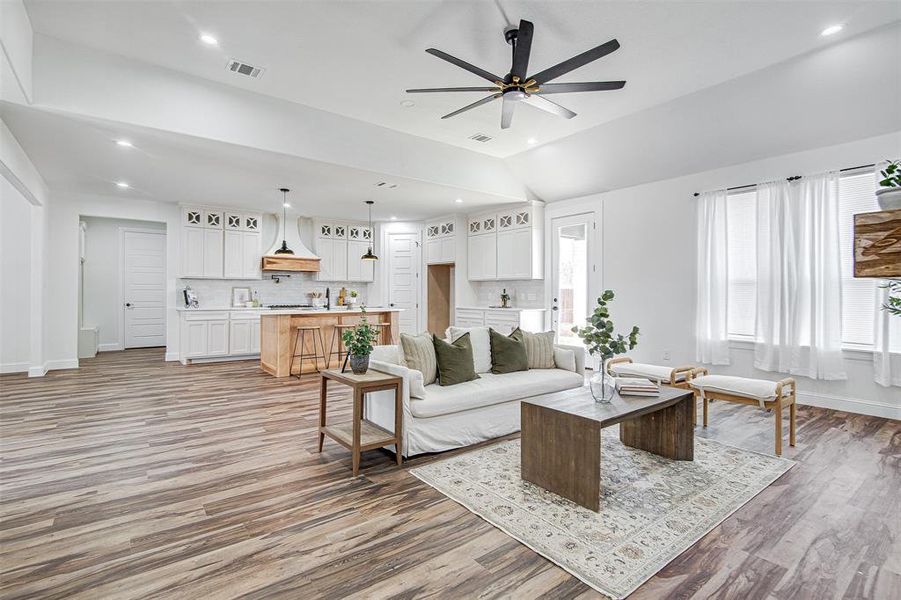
[364,343,585,457]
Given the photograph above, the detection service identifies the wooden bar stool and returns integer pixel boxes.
[370,323,391,345]
[290,326,327,379]
[328,324,357,371]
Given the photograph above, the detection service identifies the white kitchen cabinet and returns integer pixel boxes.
[207,319,230,356]
[467,233,497,280]
[466,203,543,281]
[229,320,252,354]
[202,229,224,278]
[425,217,456,265]
[182,321,209,358]
[179,310,262,364]
[347,240,374,282]
[454,308,546,333]
[315,219,372,282]
[250,319,261,354]
[182,227,205,277]
[224,230,262,279]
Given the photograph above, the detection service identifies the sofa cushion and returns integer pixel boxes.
[489,328,528,374]
[446,326,491,373]
[433,333,480,386]
[609,362,686,383]
[554,347,577,372]
[689,375,789,401]
[409,369,585,418]
[400,333,437,385]
[513,328,556,369]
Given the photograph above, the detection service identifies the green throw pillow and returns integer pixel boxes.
[432,333,480,386]
[489,328,529,374]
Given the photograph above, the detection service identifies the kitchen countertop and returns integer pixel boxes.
[176,306,403,315]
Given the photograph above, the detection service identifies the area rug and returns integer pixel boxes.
[410,430,794,599]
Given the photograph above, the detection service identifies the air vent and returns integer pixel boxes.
[469,132,493,143]
[226,59,265,79]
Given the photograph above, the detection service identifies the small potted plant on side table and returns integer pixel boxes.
[572,290,640,403]
[341,308,380,374]
[877,160,901,210]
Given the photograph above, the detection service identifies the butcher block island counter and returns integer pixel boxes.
[260,308,402,377]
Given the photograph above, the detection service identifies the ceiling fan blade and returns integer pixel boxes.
[501,94,516,129]
[537,81,626,94]
[426,48,502,84]
[407,86,498,93]
[522,94,577,119]
[441,93,502,119]
[511,19,534,81]
[528,39,620,85]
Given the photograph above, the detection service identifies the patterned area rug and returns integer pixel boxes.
[410,430,794,599]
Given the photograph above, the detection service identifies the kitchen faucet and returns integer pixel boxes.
[325,287,330,311]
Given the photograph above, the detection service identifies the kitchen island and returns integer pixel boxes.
[260,307,402,377]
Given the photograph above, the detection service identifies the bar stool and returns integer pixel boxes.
[328,324,357,371]
[290,326,327,379]
[370,323,394,345]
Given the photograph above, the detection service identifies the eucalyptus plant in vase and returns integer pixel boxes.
[572,290,640,402]
[341,308,380,374]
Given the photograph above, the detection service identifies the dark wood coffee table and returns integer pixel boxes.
[521,386,695,511]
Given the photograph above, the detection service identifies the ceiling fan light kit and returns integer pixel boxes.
[407,19,626,130]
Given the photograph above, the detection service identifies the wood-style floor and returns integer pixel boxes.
[1,349,898,599]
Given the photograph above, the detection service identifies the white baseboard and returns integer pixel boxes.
[797,391,900,420]
[45,359,79,372]
[98,343,123,352]
[186,354,260,364]
[1,362,30,374]
[28,363,48,377]
[164,351,179,362]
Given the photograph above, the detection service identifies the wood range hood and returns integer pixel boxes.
[261,212,321,272]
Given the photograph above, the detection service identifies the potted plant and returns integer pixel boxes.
[341,309,380,374]
[882,281,901,317]
[347,290,358,306]
[877,160,901,210]
[572,290,640,403]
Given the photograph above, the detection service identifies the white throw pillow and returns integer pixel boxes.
[400,333,437,385]
[445,326,491,373]
[554,347,577,372]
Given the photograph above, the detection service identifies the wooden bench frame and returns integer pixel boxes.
[689,371,797,456]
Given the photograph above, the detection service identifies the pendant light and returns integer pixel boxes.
[274,187,294,254]
[361,200,378,261]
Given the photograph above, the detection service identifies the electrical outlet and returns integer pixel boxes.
[662,350,671,361]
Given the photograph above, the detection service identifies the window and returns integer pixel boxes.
[726,189,757,338]
[725,168,899,351]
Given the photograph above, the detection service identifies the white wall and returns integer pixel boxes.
[46,193,179,365]
[0,0,34,103]
[81,217,166,350]
[553,131,901,418]
[0,177,32,371]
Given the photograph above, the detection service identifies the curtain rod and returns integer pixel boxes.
[692,163,876,197]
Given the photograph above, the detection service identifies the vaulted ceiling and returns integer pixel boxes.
[3,1,899,216]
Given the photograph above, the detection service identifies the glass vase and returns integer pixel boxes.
[589,368,613,403]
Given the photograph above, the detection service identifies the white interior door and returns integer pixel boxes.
[388,232,420,334]
[550,214,593,348]
[122,229,167,348]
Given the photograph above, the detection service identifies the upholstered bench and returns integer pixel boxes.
[689,374,797,456]
[606,357,696,388]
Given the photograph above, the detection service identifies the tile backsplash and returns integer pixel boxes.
[472,280,546,308]
[180,275,370,308]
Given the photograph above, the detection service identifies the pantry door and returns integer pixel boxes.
[121,229,167,348]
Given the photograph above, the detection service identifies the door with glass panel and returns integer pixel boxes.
[551,214,593,348]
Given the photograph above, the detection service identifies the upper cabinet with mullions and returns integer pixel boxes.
[467,204,543,281]
[314,219,374,282]
[425,216,456,264]
[181,205,262,279]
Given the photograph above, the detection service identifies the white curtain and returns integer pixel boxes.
[874,283,899,386]
[754,173,846,380]
[695,189,730,365]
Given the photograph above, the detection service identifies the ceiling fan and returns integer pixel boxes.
[407,20,625,129]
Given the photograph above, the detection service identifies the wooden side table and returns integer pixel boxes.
[318,368,403,476]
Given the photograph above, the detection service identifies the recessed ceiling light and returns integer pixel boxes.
[115,139,133,148]
[400,100,415,108]
[527,137,538,145]
[390,216,397,221]
[455,198,463,204]
[200,33,219,46]
[116,181,130,189]
[820,24,843,37]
